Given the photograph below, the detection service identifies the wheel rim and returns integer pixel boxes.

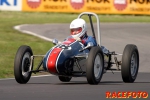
[94,54,102,80]
[130,52,137,77]
[22,52,31,78]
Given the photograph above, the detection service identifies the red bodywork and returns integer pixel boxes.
[46,38,76,74]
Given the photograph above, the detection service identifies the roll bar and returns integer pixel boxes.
[77,12,101,46]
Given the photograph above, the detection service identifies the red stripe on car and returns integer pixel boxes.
[47,48,62,73]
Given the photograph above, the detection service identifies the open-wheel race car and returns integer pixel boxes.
[14,12,139,85]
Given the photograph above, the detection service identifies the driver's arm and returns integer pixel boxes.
[85,36,97,46]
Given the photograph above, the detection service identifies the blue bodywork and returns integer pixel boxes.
[43,40,89,75]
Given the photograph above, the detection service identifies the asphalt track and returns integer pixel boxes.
[0,73,149,100]
[0,23,149,100]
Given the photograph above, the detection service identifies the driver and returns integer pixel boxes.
[69,18,97,46]
[69,18,108,74]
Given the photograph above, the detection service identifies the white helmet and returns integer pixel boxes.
[70,18,87,39]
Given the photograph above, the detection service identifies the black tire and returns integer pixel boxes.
[58,76,72,82]
[86,46,104,85]
[14,45,33,84]
[121,44,139,83]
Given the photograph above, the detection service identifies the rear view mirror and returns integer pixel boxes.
[86,42,94,48]
[79,42,94,52]
[52,39,58,45]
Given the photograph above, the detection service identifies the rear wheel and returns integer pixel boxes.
[86,47,104,85]
[14,45,33,84]
[121,44,139,83]
[58,76,72,82]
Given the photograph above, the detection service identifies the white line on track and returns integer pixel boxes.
[0,74,54,81]
[14,24,62,43]
[14,24,53,42]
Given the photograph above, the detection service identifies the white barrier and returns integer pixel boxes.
[0,0,22,11]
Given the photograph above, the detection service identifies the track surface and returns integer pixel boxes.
[1,23,149,100]
[0,73,150,100]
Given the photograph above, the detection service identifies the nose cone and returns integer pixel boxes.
[43,48,62,74]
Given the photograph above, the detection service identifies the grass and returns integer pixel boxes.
[0,11,150,79]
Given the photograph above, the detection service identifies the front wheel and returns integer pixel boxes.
[121,44,139,83]
[86,47,104,85]
[14,45,33,84]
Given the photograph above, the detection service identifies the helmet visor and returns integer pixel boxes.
[70,27,82,35]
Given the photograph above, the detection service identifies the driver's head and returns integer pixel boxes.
[70,18,87,39]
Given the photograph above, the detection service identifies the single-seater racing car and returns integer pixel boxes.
[14,12,139,85]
